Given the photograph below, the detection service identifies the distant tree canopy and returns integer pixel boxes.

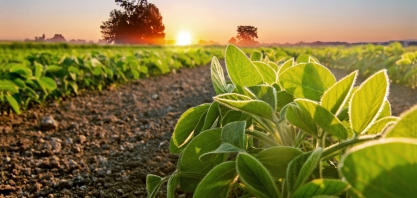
[100,0,165,44]
[228,37,237,45]
[236,26,258,46]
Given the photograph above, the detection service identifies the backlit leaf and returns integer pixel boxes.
[340,138,417,198]
[194,161,237,198]
[321,71,357,114]
[292,179,348,198]
[246,85,277,111]
[178,129,225,192]
[225,45,263,92]
[6,94,21,114]
[279,63,336,101]
[385,105,417,138]
[286,104,318,137]
[364,116,399,135]
[146,174,163,198]
[211,56,227,94]
[287,148,323,195]
[349,70,389,135]
[237,153,280,198]
[215,93,275,121]
[253,61,277,84]
[256,146,303,178]
[295,99,348,139]
[221,121,246,149]
[169,103,210,154]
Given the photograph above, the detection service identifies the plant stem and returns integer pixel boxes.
[294,131,307,148]
[318,132,327,178]
[322,134,381,159]
[245,130,280,146]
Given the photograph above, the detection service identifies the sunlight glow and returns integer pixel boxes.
[176,31,192,46]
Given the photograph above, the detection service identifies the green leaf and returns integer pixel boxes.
[178,129,225,192]
[385,105,417,138]
[215,93,275,121]
[279,63,336,101]
[237,153,281,198]
[0,80,19,93]
[69,81,79,95]
[193,111,208,136]
[46,65,63,73]
[202,102,220,131]
[286,104,318,137]
[34,63,43,79]
[194,161,237,198]
[253,61,277,84]
[277,90,294,111]
[339,138,417,198]
[6,94,21,114]
[377,100,391,119]
[131,69,140,79]
[146,174,163,198]
[167,174,178,198]
[250,50,263,61]
[277,58,294,77]
[220,108,251,127]
[9,64,32,79]
[221,121,246,149]
[169,103,210,154]
[296,54,318,63]
[200,143,244,162]
[256,146,303,178]
[292,179,348,198]
[225,45,263,91]
[349,70,389,135]
[12,78,26,89]
[39,77,57,91]
[287,148,323,195]
[268,61,279,72]
[211,56,227,94]
[295,99,348,139]
[364,116,399,135]
[321,71,357,114]
[140,65,148,74]
[246,85,277,111]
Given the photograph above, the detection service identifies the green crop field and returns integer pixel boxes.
[1,42,417,197]
[0,43,224,114]
[1,42,416,115]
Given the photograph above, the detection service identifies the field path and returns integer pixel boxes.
[1,63,416,197]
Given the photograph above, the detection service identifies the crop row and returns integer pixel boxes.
[0,46,224,114]
[148,44,417,198]
[251,42,417,88]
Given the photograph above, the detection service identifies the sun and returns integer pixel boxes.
[176,31,192,46]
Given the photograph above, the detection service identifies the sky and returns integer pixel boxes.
[0,0,416,44]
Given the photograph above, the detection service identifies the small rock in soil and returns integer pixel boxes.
[51,138,62,152]
[117,189,124,194]
[68,159,80,170]
[151,94,159,100]
[78,135,87,144]
[59,179,72,189]
[40,116,58,130]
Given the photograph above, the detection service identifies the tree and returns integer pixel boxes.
[236,26,258,46]
[228,37,237,45]
[48,34,66,42]
[100,0,165,44]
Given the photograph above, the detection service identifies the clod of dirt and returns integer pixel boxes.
[40,116,58,130]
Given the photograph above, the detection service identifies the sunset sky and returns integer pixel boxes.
[0,0,416,44]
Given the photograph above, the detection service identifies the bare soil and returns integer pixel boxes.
[1,63,416,198]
